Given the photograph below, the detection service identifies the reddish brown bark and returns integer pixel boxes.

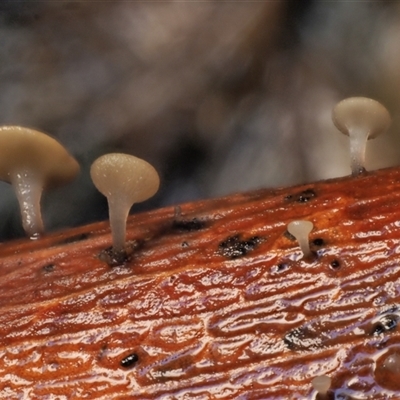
[1,167,400,398]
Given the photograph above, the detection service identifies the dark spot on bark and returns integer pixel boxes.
[218,235,263,259]
[271,263,289,275]
[313,238,324,246]
[285,188,316,203]
[121,352,139,368]
[182,241,189,247]
[284,326,324,351]
[42,264,55,273]
[330,260,340,269]
[172,218,206,232]
[98,240,143,267]
[284,327,305,350]
[298,189,316,203]
[371,315,398,336]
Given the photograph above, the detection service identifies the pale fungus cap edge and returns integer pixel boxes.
[332,97,391,140]
[0,126,80,187]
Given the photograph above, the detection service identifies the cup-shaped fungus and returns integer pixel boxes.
[311,375,331,398]
[287,220,314,259]
[90,153,160,255]
[0,126,80,238]
[332,97,391,175]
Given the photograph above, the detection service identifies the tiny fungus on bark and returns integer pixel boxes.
[90,153,160,255]
[311,375,331,397]
[0,126,80,238]
[332,97,391,175]
[287,220,314,259]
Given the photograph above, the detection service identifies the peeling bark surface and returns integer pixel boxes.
[1,168,400,398]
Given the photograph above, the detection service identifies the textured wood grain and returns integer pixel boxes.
[1,167,400,399]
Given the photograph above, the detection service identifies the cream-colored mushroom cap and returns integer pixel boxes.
[332,97,391,140]
[311,375,331,394]
[0,126,79,187]
[90,153,160,203]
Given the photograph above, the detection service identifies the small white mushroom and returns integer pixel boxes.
[332,97,391,175]
[90,153,160,254]
[0,126,80,238]
[312,375,331,397]
[287,220,314,259]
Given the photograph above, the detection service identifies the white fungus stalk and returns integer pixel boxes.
[107,196,133,254]
[287,220,314,259]
[0,126,80,238]
[90,153,160,255]
[311,375,331,398]
[11,171,44,238]
[332,97,391,176]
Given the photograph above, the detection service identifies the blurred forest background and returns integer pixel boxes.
[0,1,400,240]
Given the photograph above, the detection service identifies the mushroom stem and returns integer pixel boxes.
[297,234,312,258]
[287,220,314,259]
[90,153,160,261]
[108,197,131,254]
[349,127,369,175]
[11,171,44,238]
